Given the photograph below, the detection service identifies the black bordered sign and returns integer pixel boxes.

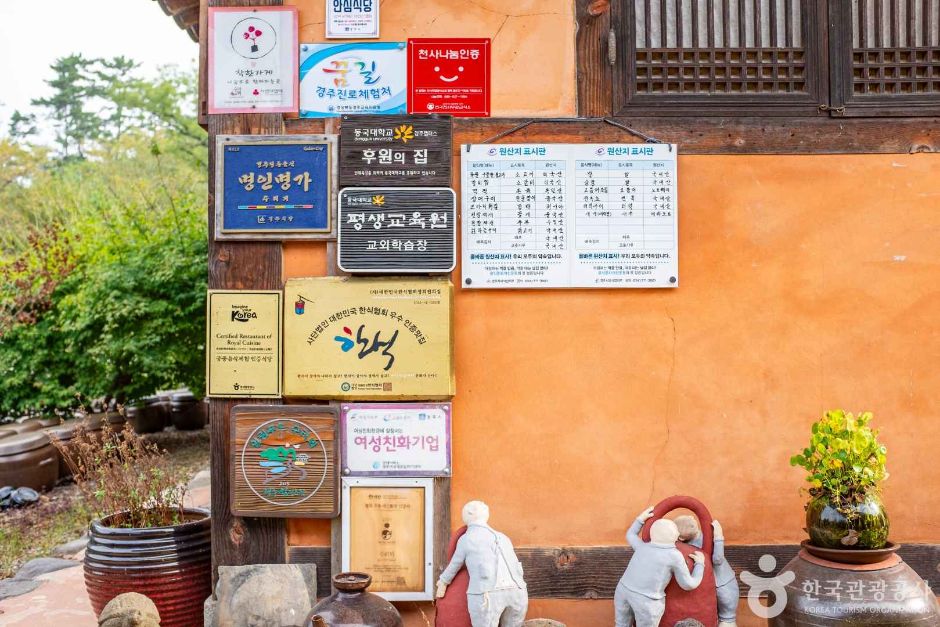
[338,187,456,274]
[339,114,452,187]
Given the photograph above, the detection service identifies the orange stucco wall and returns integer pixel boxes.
[279,2,940,625]
[291,0,576,116]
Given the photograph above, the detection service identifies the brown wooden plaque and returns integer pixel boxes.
[231,405,339,518]
[339,114,452,187]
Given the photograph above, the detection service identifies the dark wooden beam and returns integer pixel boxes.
[287,117,940,154]
[289,543,940,599]
[576,0,614,117]
[447,117,939,155]
[206,0,287,587]
[208,110,287,583]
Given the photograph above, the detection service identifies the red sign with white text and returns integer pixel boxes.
[407,38,490,117]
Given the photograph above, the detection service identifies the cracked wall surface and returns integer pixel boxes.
[291,0,576,115]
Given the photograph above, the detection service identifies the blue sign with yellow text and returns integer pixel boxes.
[216,135,336,239]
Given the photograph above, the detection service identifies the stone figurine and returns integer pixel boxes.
[615,506,706,627]
[98,592,161,627]
[676,516,739,627]
[436,501,529,627]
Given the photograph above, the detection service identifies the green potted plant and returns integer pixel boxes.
[51,420,210,627]
[790,409,889,550]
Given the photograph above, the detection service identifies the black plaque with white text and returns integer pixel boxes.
[339,114,452,188]
[338,187,456,274]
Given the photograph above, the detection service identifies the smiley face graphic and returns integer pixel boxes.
[434,64,464,83]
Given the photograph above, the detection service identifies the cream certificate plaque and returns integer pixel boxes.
[342,477,434,601]
[207,290,282,397]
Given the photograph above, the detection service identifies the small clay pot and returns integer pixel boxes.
[305,573,404,627]
[0,431,59,491]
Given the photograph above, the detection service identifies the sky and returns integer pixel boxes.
[0,0,197,132]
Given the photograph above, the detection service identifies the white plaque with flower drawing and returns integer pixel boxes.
[208,7,299,114]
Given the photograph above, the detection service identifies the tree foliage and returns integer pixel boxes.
[0,58,207,415]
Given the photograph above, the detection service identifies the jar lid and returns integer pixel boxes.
[0,431,52,456]
[45,420,80,440]
[0,421,42,435]
[332,572,372,593]
[170,392,198,403]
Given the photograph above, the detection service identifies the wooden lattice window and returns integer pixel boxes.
[609,0,940,117]
[613,0,829,115]
[830,0,940,115]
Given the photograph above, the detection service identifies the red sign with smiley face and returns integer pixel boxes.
[407,38,490,117]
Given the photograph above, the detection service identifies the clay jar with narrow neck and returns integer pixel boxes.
[305,573,403,627]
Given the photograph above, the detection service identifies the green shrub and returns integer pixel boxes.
[790,410,888,515]
[0,63,207,415]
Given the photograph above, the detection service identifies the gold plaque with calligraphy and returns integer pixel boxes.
[342,478,434,600]
[283,277,454,399]
[206,290,282,398]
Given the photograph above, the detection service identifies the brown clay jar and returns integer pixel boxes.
[0,431,59,491]
[169,392,207,431]
[305,573,404,627]
[126,397,166,434]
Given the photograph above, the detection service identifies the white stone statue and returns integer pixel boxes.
[675,516,739,627]
[615,506,706,627]
[436,500,528,627]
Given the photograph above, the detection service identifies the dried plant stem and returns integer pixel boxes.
[50,405,189,529]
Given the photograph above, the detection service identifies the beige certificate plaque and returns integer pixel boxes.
[283,277,454,399]
[207,290,282,397]
[342,478,434,601]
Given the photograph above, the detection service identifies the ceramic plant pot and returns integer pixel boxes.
[806,493,889,550]
[84,508,211,627]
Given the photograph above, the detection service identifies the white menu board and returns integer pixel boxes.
[461,143,678,289]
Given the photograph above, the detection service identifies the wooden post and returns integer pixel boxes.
[576,0,614,116]
[205,0,287,583]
